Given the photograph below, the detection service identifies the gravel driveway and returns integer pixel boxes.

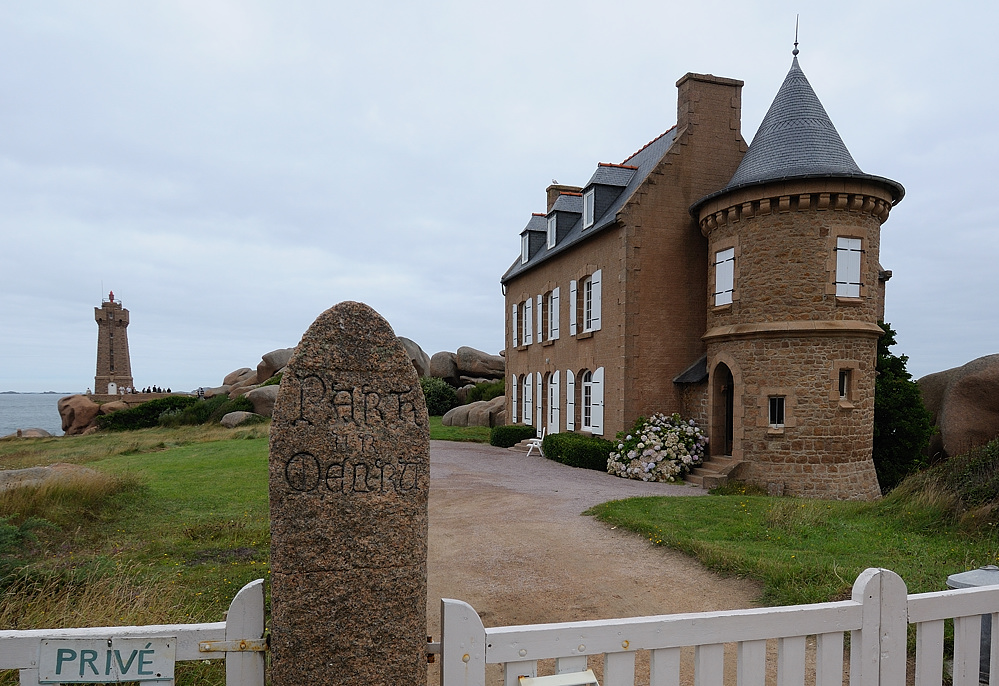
[425,440,763,684]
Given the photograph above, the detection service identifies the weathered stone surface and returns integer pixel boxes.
[442,395,506,427]
[229,373,260,392]
[398,336,431,378]
[202,385,231,398]
[99,400,129,415]
[58,395,100,436]
[1,428,52,439]
[0,463,99,491]
[269,301,429,686]
[228,384,259,399]
[456,346,505,378]
[220,411,261,428]
[455,384,476,404]
[223,367,255,387]
[246,385,279,417]
[257,348,294,383]
[429,351,459,386]
[920,354,999,458]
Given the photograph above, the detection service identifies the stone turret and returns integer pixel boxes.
[690,53,904,500]
[94,291,134,395]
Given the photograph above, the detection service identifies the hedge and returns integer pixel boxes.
[541,432,615,471]
[490,424,538,448]
[95,396,199,432]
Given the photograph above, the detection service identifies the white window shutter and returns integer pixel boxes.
[550,371,560,434]
[511,373,518,424]
[524,299,533,344]
[536,373,542,436]
[590,269,602,332]
[524,372,533,426]
[551,287,560,340]
[537,294,543,342]
[569,280,578,336]
[511,303,518,348]
[591,366,604,435]
[566,370,575,431]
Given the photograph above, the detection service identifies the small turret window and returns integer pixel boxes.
[714,248,735,306]
[521,234,529,264]
[547,215,557,249]
[835,237,863,297]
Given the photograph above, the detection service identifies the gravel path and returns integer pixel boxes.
[425,440,763,683]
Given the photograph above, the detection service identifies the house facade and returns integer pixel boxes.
[500,55,903,499]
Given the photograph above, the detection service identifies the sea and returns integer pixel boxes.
[0,393,74,437]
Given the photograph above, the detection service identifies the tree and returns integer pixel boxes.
[873,322,934,492]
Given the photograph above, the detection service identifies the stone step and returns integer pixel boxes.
[685,456,744,489]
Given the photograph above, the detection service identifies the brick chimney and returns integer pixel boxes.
[675,72,744,138]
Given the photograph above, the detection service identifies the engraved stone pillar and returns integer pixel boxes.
[269,301,429,685]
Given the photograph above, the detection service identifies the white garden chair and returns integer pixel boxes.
[526,429,546,457]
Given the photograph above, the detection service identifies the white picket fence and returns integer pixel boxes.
[440,568,999,686]
[0,579,264,686]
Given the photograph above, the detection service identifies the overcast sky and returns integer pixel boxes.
[1,1,996,393]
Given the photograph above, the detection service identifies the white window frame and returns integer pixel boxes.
[524,299,533,344]
[714,247,735,306]
[535,373,543,436]
[511,374,518,424]
[769,396,786,428]
[547,215,557,249]
[549,287,560,340]
[524,373,533,426]
[565,369,575,431]
[581,370,593,430]
[537,294,543,344]
[590,366,604,435]
[521,234,529,264]
[582,269,601,332]
[569,280,578,336]
[835,237,863,298]
[511,303,518,348]
[583,189,595,228]
[547,371,560,435]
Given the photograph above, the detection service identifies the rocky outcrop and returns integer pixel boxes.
[202,385,231,398]
[442,395,506,427]
[399,337,431,378]
[223,367,256,387]
[58,395,101,436]
[246,385,279,417]
[0,463,100,491]
[1,428,52,439]
[919,354,999,457]
[220,411,263,428]
[257,348,293,383]
[99,400,130,415]
[430,352,460,387]
[456,346,505,379]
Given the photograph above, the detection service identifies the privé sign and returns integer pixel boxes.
[38,637,175,683]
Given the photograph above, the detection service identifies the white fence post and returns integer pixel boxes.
[224,579,266,686]
[441,599,487,686]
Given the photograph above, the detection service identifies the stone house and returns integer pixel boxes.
[500,54,903,499]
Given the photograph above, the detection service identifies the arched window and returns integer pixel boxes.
[581,370,593,430]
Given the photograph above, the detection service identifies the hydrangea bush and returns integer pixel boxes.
[608,413,708,482]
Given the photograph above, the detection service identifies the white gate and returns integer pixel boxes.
[441,568,999,686]
[0,579,265,686]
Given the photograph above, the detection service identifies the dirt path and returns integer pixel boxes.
[426,440,763,683]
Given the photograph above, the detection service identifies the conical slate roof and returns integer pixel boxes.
[726,56,861,188]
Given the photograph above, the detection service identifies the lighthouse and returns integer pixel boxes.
[94,291,134,395]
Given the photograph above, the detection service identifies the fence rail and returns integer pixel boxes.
[441,568,999,686]
[0,579,264,686]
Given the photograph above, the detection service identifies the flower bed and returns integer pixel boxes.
[608,413,707,482]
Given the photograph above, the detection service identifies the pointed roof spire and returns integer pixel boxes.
[724,54,868,190]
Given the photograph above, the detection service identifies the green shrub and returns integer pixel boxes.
[465,379,505,405]
[420,377,458,417]
[490,424,537,448]
[874,322,934,492]
[206,396,255,424]
[95,397,198,432]
[542,432,615,471]
[259,372,283,387]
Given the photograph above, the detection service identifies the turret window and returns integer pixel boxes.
[769,396,785,428]
[714,248,735,306]
[835,237,863,297]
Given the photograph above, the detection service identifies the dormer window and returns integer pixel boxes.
[583,189,595,228]
[521,234,529,264]
[547,215,557,249]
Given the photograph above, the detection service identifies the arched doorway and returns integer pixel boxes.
[711,363,735,456]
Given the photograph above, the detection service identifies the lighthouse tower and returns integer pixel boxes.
[94,291,134,395]
[691,50,904,499]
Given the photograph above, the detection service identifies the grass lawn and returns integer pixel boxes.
[588,491,999,606]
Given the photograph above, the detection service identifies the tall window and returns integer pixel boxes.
[523,299,533,344]
[521,234,529,264]
[839,369,852,399]
[583,189,595,228]
[544,289,560,341]
[547,215,557,248]
[581,269,601,332]
[714,248,735,306]
[835,237,862,297]
[581,371,593,430]
[769,396,785,428]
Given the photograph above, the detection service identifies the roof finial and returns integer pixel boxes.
[792,15,799,56]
